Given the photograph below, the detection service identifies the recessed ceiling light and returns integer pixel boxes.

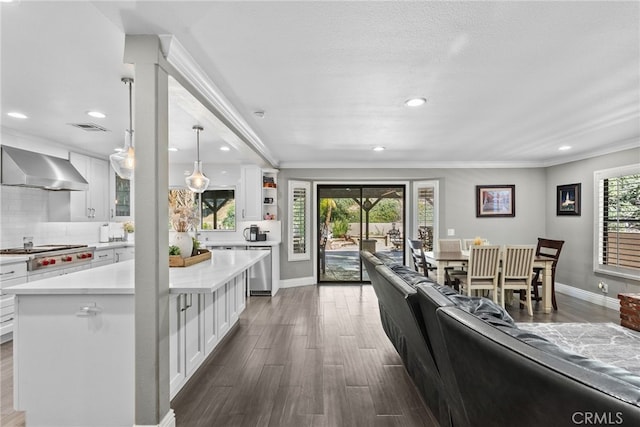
[87,111,106,119]
[7,112,28,119]
[113,147,124,153]
[405,98,427,107]
[254,110,265,118]
[220,146,230,152]
[168,147,179,152]
[558,146,572,151]
[221,170,228,174]
[373,146,385,152]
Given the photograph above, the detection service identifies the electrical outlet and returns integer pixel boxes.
[447,228,455,236]
[598,281,609,293]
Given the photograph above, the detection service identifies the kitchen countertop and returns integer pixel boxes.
[203,240,280,247]
[4,249,267,295]
[91,241,135,249]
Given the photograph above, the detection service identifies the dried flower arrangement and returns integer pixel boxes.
[169,189,198,232]
[123,221,135,233]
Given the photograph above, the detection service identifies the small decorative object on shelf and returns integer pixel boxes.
[264,212,275,220]
[473,236,485,246]
[263,176,276,188]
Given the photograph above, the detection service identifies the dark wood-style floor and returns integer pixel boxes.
[0,287,619,427]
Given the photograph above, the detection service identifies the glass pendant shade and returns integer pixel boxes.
[185,125,210,193]
[110,130,135,179]
[185,161,210,193]
[110,77,135,180]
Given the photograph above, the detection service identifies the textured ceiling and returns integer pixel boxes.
[2,1,639,169]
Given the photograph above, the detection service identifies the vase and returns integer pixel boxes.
[171,232,193,259]
[125,232,134,242]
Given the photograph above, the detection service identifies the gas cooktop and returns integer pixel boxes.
[0,244,88,255]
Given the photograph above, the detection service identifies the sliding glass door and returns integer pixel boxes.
[318,184,405,283]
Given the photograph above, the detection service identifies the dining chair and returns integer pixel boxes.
[499,245,536,316]
[437,239,465,288]
[455,245,501,301]
[529,238,564,310]
[437,239,462,252]
[407,239,435,277]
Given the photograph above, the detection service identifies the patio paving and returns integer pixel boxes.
[321,249,404,282]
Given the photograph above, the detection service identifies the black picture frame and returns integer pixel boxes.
[476,185,515,217]
[557,183,581,216]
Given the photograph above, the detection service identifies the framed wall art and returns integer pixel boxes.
[557,183,581,216]
[476,185,515,217]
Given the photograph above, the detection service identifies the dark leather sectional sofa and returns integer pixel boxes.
[361,250,640,427]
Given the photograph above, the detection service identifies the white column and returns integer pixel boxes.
[124,35,174,427]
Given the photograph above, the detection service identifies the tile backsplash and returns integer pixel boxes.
[0,186,121,248]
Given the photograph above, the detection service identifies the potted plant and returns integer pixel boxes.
[123,221,135,242]
[170,206,197,258]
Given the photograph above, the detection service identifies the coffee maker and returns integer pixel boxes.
[244,224,259,241]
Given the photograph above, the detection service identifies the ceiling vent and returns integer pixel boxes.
[68,123,109,132]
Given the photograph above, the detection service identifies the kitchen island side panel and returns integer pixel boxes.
[14,294,134,427]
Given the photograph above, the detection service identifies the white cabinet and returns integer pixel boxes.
[92,248,115,267]
[0,261,27,340]
[169,293,206,397]
[240,165,262,221]
[115,247,135,263]
[110,170,134,220]
[69,153,109,221]
[240,166,278,221]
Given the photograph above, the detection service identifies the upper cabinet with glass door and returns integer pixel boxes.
[110,169,134,221]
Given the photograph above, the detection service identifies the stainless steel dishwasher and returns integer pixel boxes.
[248,246,272,296]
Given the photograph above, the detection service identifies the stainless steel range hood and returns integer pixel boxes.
[1,146,89,191]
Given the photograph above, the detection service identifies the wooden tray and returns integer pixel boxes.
[169,249,211,267]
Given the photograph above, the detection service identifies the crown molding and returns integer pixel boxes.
[158,35,279,168]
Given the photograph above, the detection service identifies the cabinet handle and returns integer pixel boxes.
[111,208,114,219]
[186,294,193,310]
[87,208,91,218]
[179,294,186,312]
[98,254,109,259]
[0,271,15,276]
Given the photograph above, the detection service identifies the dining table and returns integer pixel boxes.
[424,250,556,314]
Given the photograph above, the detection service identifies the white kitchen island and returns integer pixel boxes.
[5,249,268,427]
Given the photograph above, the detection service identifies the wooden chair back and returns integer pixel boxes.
[467,245,501,279]
[502,245,536,281]
[407,239,426,274]
[438,239,462,252]
[535,238,564,269]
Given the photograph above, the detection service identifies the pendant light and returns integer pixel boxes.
[185,125,210,193]
[109,77,135,180]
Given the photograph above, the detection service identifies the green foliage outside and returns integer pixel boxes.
[332,219,350,238]
[320,198,401,224]
[222,204,236,229]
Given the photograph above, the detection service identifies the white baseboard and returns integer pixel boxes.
[279,276,316,289]
[134,409,175,427]
[555,282,620,311]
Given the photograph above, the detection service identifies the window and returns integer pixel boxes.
[200,189,235,230]
[594,164,640,279]
[288,180,311,261]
